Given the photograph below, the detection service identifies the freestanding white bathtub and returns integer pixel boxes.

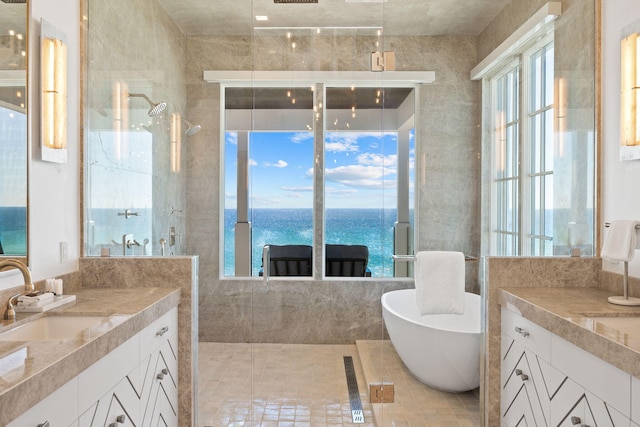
[381,289,481,393]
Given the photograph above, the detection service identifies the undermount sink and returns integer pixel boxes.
[0,315,129,342]
[588,316,640,338]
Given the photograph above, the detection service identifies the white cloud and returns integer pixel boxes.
[325,140,359,153]
[357,152,398,168]
[290,133,313,144]
[325,187,358,194]
[264,160,288,168]
[286,193,305,199]
[282,186,313,192]
[226,133,238,145]
[325,164,395,189]
[248,158,258,166]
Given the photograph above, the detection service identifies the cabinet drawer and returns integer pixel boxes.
[139,307,177,355]
[551,333,630,417]
[8,377,78,427]
[78,332,140,413]
[501,306,551,361]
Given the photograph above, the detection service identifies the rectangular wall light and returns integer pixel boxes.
[41,19,67,163]
[621,32,639,147]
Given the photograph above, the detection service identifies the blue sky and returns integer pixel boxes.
[225,130,414,209]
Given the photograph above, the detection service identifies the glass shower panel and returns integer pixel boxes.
[84,0,188,258]
[247,1,390,424]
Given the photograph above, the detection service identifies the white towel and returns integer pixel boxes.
[602,220,640,262]
[415,251,465,315]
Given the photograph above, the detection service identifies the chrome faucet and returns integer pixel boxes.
[1,259,34,321]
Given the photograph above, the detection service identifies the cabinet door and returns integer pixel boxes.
[551,334,630,417]
[140,333,178,427]
[77,376,140,427]
[632,376,640,424]
[550,377,616,427]
[584,390,631,426]
[7,378,78,427]
[501,343,547,425]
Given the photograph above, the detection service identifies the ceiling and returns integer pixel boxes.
[156,0,512,37]
[226,87,413,110]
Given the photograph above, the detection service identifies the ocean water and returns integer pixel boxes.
[0,206,27,255]
[224,208,410,277]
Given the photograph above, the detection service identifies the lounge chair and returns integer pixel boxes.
[325,244,370,277]
[260,244,313,276]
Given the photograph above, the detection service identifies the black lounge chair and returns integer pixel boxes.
[325,244,370,277]
[260,244,313,276]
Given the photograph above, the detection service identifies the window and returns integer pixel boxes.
[222,83,416,278]
[490,37,555,256]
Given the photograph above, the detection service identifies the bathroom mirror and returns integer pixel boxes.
[0,0,28,265]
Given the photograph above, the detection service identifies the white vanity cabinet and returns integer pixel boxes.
[501,307,553,425]
[7,307,178,427]
[501,306,634,427]
[7,377,79,427]
[136,308,179,427]
[79,307,178,427]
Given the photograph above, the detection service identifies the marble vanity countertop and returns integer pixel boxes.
[0,287,180,426]
[500,287,640,378]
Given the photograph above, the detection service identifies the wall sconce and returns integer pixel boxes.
[40,19,67,163]
[621,32,639,149]
[170,113,182,173]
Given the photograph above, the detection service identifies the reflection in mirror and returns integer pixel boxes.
[0,0,28,261]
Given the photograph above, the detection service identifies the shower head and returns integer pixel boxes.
[127,92,167,117]
[182,119,202,136]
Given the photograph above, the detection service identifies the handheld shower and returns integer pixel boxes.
[127,92,167,117]
[182,119,202,136]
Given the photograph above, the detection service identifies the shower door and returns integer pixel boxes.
[240,1,401,425]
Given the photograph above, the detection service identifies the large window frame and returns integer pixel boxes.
[490,34,555,256]
[218,76,423,279]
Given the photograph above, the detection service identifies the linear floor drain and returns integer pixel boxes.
[343,356,365,423]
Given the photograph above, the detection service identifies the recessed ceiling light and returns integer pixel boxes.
[256,15,269,21]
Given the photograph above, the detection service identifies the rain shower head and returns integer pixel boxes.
[183,119,202,136]
[127,92,167,117]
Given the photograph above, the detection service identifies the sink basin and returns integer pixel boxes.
[0,315,128,342]
[589,316,640,337]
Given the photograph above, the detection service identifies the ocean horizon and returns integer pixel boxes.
[80,207,412,276]
[224,208,412,277]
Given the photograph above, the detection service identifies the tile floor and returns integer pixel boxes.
[198,341,480,426]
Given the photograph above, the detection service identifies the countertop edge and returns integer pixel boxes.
[499,287,640,378]
[0,287,181,426]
